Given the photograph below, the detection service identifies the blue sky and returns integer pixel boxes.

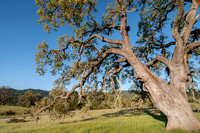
[0,0,63,90]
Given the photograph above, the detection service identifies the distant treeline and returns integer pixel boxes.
[0,86,135,107]
[0,86,49,106]
[1,86,199,113]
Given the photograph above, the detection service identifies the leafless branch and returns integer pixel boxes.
[146,55,171,68]
[117,0,129,42]
[185,40,200,54]
[172,0,184,41]
[102,63,129,90]
[84,45,101,56]
[49,34,123,55]
[181,1,200,43]
[107,58,127,68]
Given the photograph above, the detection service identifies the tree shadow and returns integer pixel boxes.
[102,108,167,126]
[59,108,168,126]
[143,109,168,126]
[102,108,145,118]
[59,108,144,124]
[59,117,98,124]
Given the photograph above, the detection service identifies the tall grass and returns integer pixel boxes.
[0,108,199,133]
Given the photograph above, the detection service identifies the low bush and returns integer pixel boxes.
[7,118,27,123]
[0,110,16,116]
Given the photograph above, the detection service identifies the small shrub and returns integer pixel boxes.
[7,118,27,123]
[0,110,16,116]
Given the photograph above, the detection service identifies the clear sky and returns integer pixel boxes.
[0,0,64,90]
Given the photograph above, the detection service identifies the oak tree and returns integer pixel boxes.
[0,86,16,105]
[35,0,200,130]
[17,90,41,107]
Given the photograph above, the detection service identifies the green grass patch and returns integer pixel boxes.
[0,108,199,133]
[0,105,30,118]
[0,105,29,112]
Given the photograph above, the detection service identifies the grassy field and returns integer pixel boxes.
[0,105,28,112]
[0,105,30,118]
[0,108,200,133]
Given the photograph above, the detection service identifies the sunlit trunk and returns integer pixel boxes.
[144,77,200,130]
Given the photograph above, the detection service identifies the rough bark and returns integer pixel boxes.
[145,77,200,130]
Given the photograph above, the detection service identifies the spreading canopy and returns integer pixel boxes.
[36,0,199,95]
[35,0,200,130]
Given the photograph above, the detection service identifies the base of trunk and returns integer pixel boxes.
[145,78,200,131]
[166,116,200,131]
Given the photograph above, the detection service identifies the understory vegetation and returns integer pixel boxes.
[1,85,200,120]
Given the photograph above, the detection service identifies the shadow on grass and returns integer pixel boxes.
[102,108,167,125]
[143,109,167,126]
[60,108,167,126]
[59,117,99,124]
[102,108,144,118]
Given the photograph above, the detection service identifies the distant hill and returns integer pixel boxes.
[0,87,133,99]
[13,89,49,98]
[0,88,50,98]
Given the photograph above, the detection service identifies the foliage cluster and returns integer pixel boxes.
[0,86,18,105]
[0,86,42,108]
[17,90,41,108]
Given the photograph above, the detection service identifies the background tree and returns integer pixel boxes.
[35,0,200,130]
[17,90,41,108]
[0,86,16,105]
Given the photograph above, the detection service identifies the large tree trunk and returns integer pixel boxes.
[144,76,200,130]
[122,48,200,130]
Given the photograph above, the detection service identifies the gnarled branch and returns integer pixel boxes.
[147,55,171,68]
[181,0,200,43]
[37,47,123,115]
[185,40,200,54]
[172,0,184,41]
